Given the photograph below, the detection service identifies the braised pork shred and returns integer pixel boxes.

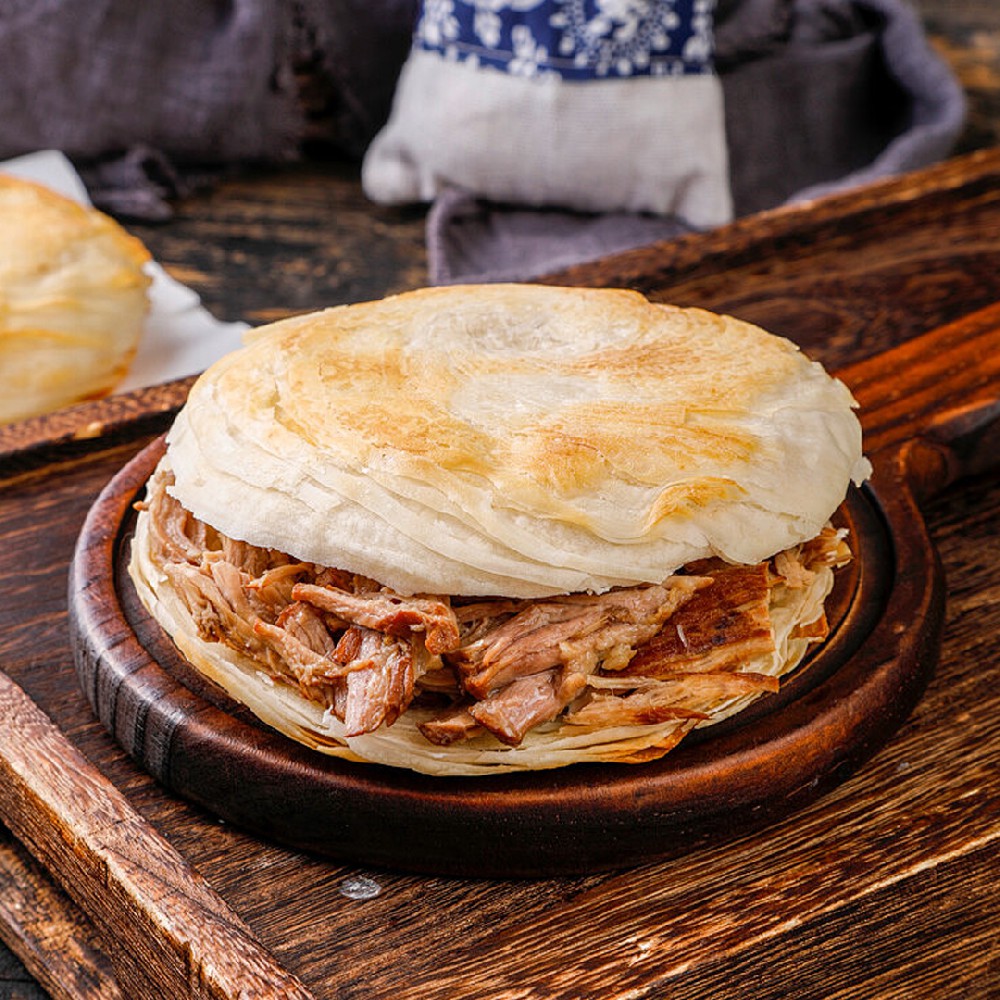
[141,468,850,748]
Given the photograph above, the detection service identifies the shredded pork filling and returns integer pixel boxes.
[139,467,851,748]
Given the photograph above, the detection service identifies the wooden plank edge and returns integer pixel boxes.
[0,377,195,467]
[0,670,317,1000]
[837,299,1000,463]
[0,824,122,1000]
[541,148,1000,291]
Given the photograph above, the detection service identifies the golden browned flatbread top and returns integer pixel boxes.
[166,284,869,598]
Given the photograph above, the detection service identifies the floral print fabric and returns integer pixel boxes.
[414,0,715,79]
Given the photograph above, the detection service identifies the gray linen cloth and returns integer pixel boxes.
[426,0,965,283]
[0,0,963,279]
[0,0,417,218]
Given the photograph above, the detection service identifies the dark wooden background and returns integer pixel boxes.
[1,2,999,998]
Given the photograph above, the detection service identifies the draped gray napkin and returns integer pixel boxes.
[0,0,417,219]
[0,0,962,282]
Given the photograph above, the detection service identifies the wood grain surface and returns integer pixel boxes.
[0,823,120,1000]
[0,669,317,1000]
[916,0,1000,154]
[0,147,999,999]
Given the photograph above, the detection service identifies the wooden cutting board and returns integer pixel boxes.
[2,150,999,1000]
[66,302,1000,878]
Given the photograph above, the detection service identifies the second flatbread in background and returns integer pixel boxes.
[0,174,151,425]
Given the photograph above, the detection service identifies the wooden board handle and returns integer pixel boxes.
[0,671,317,1000]
[838,301,1000,496]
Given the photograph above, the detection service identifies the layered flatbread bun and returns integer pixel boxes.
[0,175,151,424]
[129,284,870,775]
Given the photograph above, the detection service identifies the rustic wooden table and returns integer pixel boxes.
[1,5,999,999]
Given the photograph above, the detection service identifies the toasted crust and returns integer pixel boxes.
[0,175,151,423]
[166,285,869,597]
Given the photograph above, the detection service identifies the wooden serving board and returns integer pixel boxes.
[66,303,1000,878]
[4,149,1000,1000]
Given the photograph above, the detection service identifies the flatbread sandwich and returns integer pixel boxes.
[128,284,870,775]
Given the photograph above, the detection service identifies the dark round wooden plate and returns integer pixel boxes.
[68,435,942,877]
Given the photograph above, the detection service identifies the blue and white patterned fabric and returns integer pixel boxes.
[363,0,732,227]
[413,0,715,80]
